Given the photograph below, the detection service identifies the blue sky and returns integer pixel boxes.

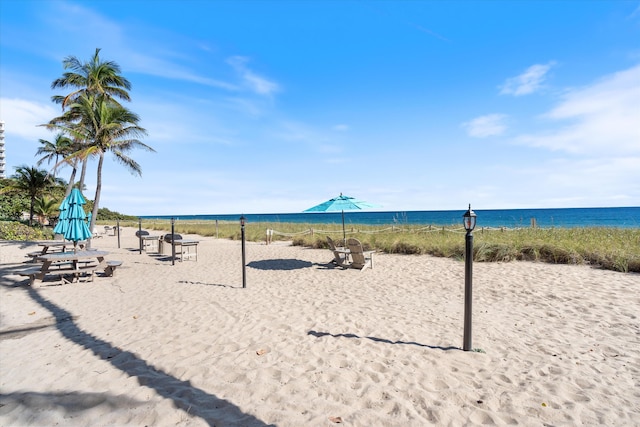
[1,0,639,216]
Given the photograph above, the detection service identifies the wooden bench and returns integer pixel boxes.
[104,260,123,277]
[26,251,42,263]
[18,264,98,286]
[18,268,41,286]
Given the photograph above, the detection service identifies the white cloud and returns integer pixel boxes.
[227,56,280,96]
[271,121,316,143]
[516,64,640,154]
[0,98,57,140]
[500,62,555,96]
[462,114,507,138]
[127,52,237,90]
[42,3,238,92]
[333,124,350,131]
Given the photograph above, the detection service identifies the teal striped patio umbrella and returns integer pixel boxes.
[304,193,380,242]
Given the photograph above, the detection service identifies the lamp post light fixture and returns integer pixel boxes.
[463,204,477,351]
[240,215,246,288]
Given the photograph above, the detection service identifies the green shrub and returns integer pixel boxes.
[0,221,53,240]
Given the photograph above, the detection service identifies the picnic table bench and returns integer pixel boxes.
[18,250,110,287]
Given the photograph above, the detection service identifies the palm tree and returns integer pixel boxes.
[46,95,154,232]
[51,47,131,109]
[49,48,133,197]
[35,133,73,179]
[33,195,60,225]
[2,166,61,225]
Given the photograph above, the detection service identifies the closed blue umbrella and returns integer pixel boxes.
[53,196,70,235]
[62,188,92,251]
[304,193,380,241]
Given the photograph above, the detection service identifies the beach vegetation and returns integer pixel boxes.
[32,195,60,225]
[0,180,29,221]
[96,207,138,221]
[116,219,640,273]
[0,166,65,226]
[0,221,53,240]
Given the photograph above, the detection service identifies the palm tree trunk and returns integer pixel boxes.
[29,196,35,226]
[79,158,88,191]
[90,152,104,239]
[65,161,78,198]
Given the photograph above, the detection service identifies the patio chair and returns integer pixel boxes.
[326,236,349,267]
[346,238,375,271]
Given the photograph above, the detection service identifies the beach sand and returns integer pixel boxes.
[1,228,639,426]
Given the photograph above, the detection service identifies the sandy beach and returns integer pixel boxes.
[1,228,639,426]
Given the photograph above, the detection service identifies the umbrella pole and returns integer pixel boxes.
[342,210,346,245]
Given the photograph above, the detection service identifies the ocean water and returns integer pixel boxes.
[142,206,640,229]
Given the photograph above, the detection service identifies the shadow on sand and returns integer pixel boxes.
[307,330,460,352]
[247,258,313,271]
[0,266,273,427]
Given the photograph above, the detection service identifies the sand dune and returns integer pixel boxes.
[1,228,639,426]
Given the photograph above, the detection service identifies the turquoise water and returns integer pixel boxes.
[142,207,639,228]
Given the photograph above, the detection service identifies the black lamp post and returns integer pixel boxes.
[463,204,477,351]
[240,215,246,288]
[138,218,143,254]
[171,217,176,266]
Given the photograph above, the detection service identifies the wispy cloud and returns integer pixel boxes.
[44,3,238,91]
[227,56,280,96]
[462,114,507,138]
[271,121,316,143]
[500,62,556,96]
[0,98,57,140]
[127,52,237,90]
[333,124,350,131]
[516,64,640,154]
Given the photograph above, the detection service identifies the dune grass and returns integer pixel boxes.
[109,220,640,273]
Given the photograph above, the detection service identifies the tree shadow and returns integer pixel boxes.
[0,240,40,251]
[0,391,147,416]
[307,330,460,351]
[0,273,273,426]
[247,259,313,271]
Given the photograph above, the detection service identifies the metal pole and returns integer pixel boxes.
[341,210,346,244]
[241,222,246,288]
[117,219,121,248]
[171,217,175,266]
[463,229,474,351]
[138,218,142,254]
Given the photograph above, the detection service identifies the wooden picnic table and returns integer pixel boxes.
[36,240,87,254]
[27,250,110,286]
[159,238,199,261]
[26,240,87,262]
[140,235,161,253]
